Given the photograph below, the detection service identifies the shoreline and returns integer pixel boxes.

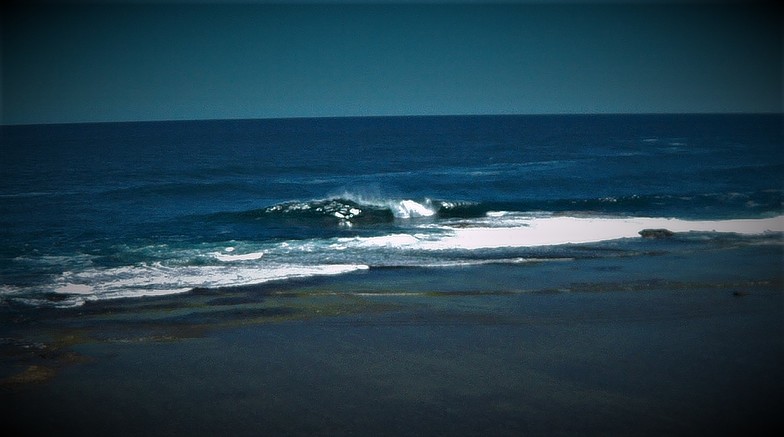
[4,215,780,308]
[2,241,782,435]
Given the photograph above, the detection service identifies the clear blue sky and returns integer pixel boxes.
[1,1,781,124]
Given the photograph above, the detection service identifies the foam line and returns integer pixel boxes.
[213,251,265,262]
[50,263,370,302]
[426,216,784,250]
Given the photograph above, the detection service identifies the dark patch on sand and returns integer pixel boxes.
[0,336,91,390]
[206,295,267,306]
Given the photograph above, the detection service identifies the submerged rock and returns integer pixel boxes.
[0,365,56,387]
[639,228,675,239]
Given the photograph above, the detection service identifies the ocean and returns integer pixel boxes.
[1,114,782,435]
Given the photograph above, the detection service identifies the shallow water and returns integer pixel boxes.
[2,241,781,436]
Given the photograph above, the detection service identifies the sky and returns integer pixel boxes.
[1,1,781,124]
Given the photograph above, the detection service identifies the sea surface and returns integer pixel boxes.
[1,114,782,306]
[1,114,782,435]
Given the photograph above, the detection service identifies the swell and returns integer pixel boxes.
[207,197,488,227]
[206,189,783,228]
[100,180,260,199]
[536,191,783,219]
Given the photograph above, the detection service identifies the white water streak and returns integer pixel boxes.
[426,216,784,250]
[51,264,369,302]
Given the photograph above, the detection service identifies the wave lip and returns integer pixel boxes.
[393,199,436,218]
[263,198,395,225]
[257,194,461,226]
[259,196,473,226]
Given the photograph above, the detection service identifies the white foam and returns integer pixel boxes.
[328,215,784,252]
[49,263,370,302]
[84,287,194,302]
[349,233,423,248]
[0,284,22,295]
[213,251,264,262]
[53,283,94,294]
[417,257,575,268]
[423,215,784,250]
[393,199,436,218]
[11,296,88,309]
[485,211,511,218]
[328,192,438,219]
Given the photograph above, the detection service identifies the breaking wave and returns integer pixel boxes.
[211,196,485,227]
[208,189,783,230]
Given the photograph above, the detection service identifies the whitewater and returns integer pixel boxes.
[10,199,781,307]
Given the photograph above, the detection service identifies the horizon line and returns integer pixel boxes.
[2,111,782,127]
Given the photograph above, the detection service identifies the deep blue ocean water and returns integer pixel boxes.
[1,114,782,307]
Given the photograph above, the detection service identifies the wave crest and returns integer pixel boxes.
[264,198,394,225]
[257,196,481,225]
